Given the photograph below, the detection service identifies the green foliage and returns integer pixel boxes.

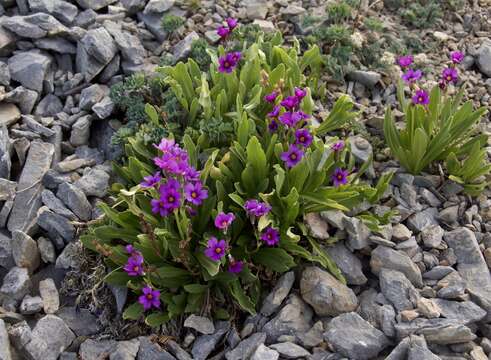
[161,14,185,33]
[84,36,393,323]
[363,17,384,32]
[326,2,352,24]
[384,81,488,180]
[401,1,442,29]
[189,39,212,69]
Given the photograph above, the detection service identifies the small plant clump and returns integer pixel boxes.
[384,52,490,194]
[84,20,393,324]
[161,14,185,33]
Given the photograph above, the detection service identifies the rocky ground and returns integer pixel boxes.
[1,0,491,359]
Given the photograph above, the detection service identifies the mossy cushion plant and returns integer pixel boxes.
[83,20,392,325]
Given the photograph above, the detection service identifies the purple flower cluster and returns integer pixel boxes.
[147,138,208,217]
[331,168,349,187]
[260,227,280,246]
[439,51,463,89]
[217,18,238,39]
[123,245,145,277]
[280,145,304,168]
[397,53,431,107]
[244,199,271,217]
[218,52,241,73]
[412,89,429,106]
[139,285,160,310]
[397,55,413,68]
[214,212,235,231]
[331,141,345,152]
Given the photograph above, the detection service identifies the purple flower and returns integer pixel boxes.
[141,172,161,188]
[125,244,134,254]
[244,200,271,217]
[268,119,278,132]
[260,227,280,246]
[398,55,413,68]
[184,181,208,206]
[331,168,349,187]
[217,26,230,39]
[401,69,423,84]
[451,51,464,64]
[294,87,307,99]
[228,258,243,273]
[267,105,280,118]
[151,181,181,216]
[124,255,144,276]
[183,166,200,182]
[214,212,235,230]
[331,141,345,152]
[280,145,304,168]
[226,18,238,30]
[154,138,176,153]
[295,128,313,147]
[442,67,458,84]
[153,144,189,176]
[264,91,278,103]
[412,89,429,106]
[218,52,241,73]
[139,285,161,311]
[280,96,299,111]
[204,237,227,261]
[279,111,303,128]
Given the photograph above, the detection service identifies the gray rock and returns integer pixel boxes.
[406,207,439,233]
[251,344,279,360]
[433,299,486,325]
[421,224,444,248]
[0,61,10,86]
[320,210,348,230]
[304,213,329,240]
[20,295,43,314]
[0,103,21,127]
[191,321,230,360]
[79,84,107,111]
[444,228,491,321]
[56,306,99,336]
[41,189,77,220]
[79,339,118,360]
[184,314,215,335]
[380,304,396,337]
[92,96,114,119]
[37,207,75,246]
[37,237,56,263]
[7,142,54,233]
[370,245,423,287]
[34,37,76,54]
[25,315,75,360]
[76,27,118,81]
[111,339,140,360]
[300,266,358,316]
[76,0,116,10]
[0,178,16,202]
[55,157,94,173]
[477,40,491,77]
[7,320,32,350]
[70,114,91,146]
[0,319,12,360]
[27,0,78,24]
[343,216,370,250]
[137,12,168,42]
[262,295,313,342]
[8,51,52,93]
[0,126,11,179]
[225,332,266,360]
[347,70,381,88]
[120,0,145,12]
[1,13,67,39]
[42,169,74,190]
[349,135,373,163]
[423,265,454,280]
[438,205,459,225]
[173,31,199,61]
[269,342,310,358]
[324,312,390,360]
[260,271,295,316]
[137,336,176,360]
[0,266,31,301]
[4,86,38,114]
[104,21,145,65]
[325,242,367,285]
[57,182,91,221]
[55,241,81,269]
[0,231,14,268]
[143,0,174,13]
[392,223,412,242]
[245,0,268,19]
[394,318,476,344]
[39,278,59,314]
[22,115,55,137]
[379,268,417,311]
[12,231,40,273]
[0,27,16,56]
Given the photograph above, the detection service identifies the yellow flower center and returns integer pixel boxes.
[191,192,197,198]
[290,154,297,160]
[215,247,222,254]
[146,294,153,299]
[168,196,174,202]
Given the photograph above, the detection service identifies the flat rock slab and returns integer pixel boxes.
[0,103,21,127]
[7,141,54,233]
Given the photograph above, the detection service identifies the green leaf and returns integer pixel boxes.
[104,269,133,286]
[196,252,221,277]
[123,303,144,320]
[229,280,256,315]
[145,103,159,125]
[145,312,169,327]
[184,284,209,293]
[253,248,296,273]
